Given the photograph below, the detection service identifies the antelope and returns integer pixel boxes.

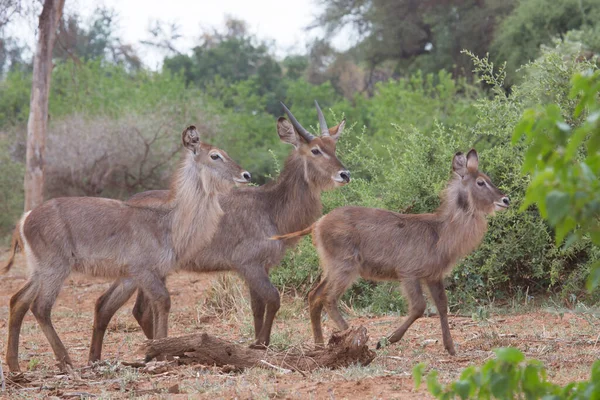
[87,102,350,361]
[273,149,509,355]
[2,126,251,372]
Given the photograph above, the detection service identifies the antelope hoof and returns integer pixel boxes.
[59,360,76,375]
[88,355,100,365]
[249,340,268,350]
[446,345,456,356]
[7,359,21,373]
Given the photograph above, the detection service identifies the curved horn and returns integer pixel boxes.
[280,102,315,142]
[315,100,329,136]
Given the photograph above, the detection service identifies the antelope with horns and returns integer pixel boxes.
[273,149,509,355]
[87,102,350,361]
[2,126,251,372]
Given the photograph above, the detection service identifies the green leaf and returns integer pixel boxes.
[494,347,525,364]
[565,127,589,160]
[522,364,543,394]
[591,360,600,383]
[545,191,570,226]
[513,112,535,144]
[460,366,477,380]
[413,363,425,389]
[427,371,443,396]
[589,132,600,154]
[586,261,600,291]
[591,230,600,247]
[580,162,597,182]
[490,372,510,398]
[555,216,576,245]
[561,233,580,251]
[523,142,544,172]
[453,380,472,400]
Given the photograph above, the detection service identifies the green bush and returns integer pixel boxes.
[0,135,24,245]
[514,66,600,290]
[274,35,599,310]
[414,348,600,399]
[0,70,31,127]
[491,0,600,84]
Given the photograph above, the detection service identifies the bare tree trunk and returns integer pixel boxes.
[24,0,65,211]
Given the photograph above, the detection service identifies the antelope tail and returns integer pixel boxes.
[2,224,23,274]
[270,225,314,241]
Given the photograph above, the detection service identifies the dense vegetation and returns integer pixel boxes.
[415,348,600,399]
[0,2,599,314]
[414,66,600,399]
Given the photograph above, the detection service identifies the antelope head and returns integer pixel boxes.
[451,149,509,215]
[182,126,252,186]
[278,101,350,190]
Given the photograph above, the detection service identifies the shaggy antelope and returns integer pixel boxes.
[273,149,509,355]
[87,102,350,359]
[2,126,251,372]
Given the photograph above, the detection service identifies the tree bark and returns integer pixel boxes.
[24,0,65,211]
[139,326,376,373]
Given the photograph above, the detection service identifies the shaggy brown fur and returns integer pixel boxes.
[87,102,350,361]
[1,126,251,372]
[273,149,509,355]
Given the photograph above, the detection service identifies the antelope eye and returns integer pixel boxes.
[477,180,485,187]
[311,148,321,156]
[210,154,221,160]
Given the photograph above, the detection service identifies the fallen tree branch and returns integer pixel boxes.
[138,326,375,373]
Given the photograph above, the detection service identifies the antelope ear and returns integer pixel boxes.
[277,117,301,148]
[466,149,479,172]
[182,126,201,154]
[452,151,467,177]
[328,119,345,142]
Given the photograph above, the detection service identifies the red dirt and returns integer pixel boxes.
[1,253,599,399]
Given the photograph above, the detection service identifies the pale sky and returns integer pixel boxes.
[7,0,357,68]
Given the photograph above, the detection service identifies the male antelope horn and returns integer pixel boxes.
[280,102,316,142]
[315,100,329,136]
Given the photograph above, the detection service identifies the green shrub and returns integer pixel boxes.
[414,348,600,399]
[0,70,31,127]
[274,35,599,311]
[0,135,24,245]
[514,66,600,290]
[491,0,600,84]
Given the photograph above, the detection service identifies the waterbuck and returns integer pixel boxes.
[2,126,251,372]
[273,149,509,354]
[88,102,350,359]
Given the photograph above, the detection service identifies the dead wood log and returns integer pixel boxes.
[138,326,375,372]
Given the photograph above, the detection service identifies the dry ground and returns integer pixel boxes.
[1,253,599,399]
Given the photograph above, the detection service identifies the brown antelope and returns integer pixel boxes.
[1,126,251,372]
[273,149,509,355]
[87,102,350,361]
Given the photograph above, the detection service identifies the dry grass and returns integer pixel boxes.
[201,274,251,320]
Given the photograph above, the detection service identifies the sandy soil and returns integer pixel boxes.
[1,253,599,399]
